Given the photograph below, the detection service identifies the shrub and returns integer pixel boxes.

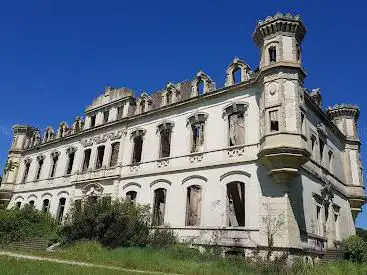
[60,199,151,248]
[0,205,57,245]
[149,226,177,248]
[343,235,367,263]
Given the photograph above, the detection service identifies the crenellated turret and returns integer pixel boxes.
[255,13,310,183]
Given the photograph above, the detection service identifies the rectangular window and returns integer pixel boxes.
[109,142,120,167]
[319,138,325,164]
[90,115,96,127]
[311,135,316,158]
[103,111,109,123]
[22,162,31,183]
[95,146,105,169]
[66,152,75,175]
[227,182,245,227]
[42,199,50,213]
[301,113,306,135]
[191,123,205,153]
[228,113,245,146]
[328,150,334,173]
[117,106,123,119]
[132,136,143,163]
[50,155,59,178]
[160,129,171,158]
[186,185,202,226]
[57,198,66,224]
[269,110,279,132]
[152,188,166,226]
[82,149,92,172]
[36,159,43,180]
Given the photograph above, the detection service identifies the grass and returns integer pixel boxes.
[4,241,367,275]
[0,255,140,275]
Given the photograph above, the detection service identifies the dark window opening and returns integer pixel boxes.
[132,136,143,163]
[82,149,92,172]
[57,198,66,224]
[66,152,75,175]
[23,162,30,183]
[311,135,316,155]
[42,199,50,212]
[160,129,171,158]
[15,201,21,209]
[103,111,109,123]
[95,146,105,169]
[109,142,120,167]
[28,200,35,207]
[269,110,279,132]
[229,112,245,146]
[152,188,166,226]
[90,115,96,127]
[50,155,59,178]
[140,100,146,113]
[233,68,242,84]
[185,185,202,226]
[269,46,276,62]
[296,46,301,61]
[227,182,245,227]
[328,151,334,172]
[301,113,305,135]
[191,122,205,153]
[126,191,137,204]
[319,138,325,163]
[36,159,44,180]
[117,106,123,119]
[166,91,172,104]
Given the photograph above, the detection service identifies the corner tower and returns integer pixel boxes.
[254,13,310,183]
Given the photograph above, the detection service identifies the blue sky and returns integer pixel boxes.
[0,1,366,227]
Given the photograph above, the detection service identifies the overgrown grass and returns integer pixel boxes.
[0,255,135,275]
[10,241,367,275]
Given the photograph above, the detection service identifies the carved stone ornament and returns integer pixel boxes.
[268,82,278,96]
[82,183,104,197]
[321,183,334,204]
[80,130,126,147]
[317,123,328,138]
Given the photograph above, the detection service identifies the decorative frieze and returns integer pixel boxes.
[80,130,126,147]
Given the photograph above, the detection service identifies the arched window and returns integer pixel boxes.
[233,68,242,84]
[197,80,205,95]
[126,191,137,204]
[28,200,35,207]
[42,199,50,212]
[35,155,44,180]
[269,46,276,62]
[140,100,146,113]
[166,90,172,104]
[152,188,166,226]
[50,152,60,178]
[57,198,66,224]
[227,182,245,226]
[109,142,120,167]
[15,201,21,209]
[158,122,174,158]
[185,185,202,226]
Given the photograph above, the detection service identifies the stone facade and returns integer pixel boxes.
[0,13,364,257]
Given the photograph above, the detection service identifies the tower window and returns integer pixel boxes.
[269,110,279,132]
[269,46,276,62]
[82,149,92,172]
[132,136,143,163]
[90,115,96,127]
[95,146,105,169]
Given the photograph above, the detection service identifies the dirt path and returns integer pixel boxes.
[0,251,183,275]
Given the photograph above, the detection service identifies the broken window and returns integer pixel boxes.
[50,154,59,178]
[269,46,276,62]
[109,142,120,167]
[132,136,143,163]
[22,161,31,183]
[269,110,279,132]
[95,146,105,169]
[191,122,205,153]
[126,191,137,204]
[140,100,146,113]
[28,200,35,207]
[57,197,66,224]
[197,80,204,95]
[103,110,109,123]
[90,115,96,127]
[185,185,202,226]
[152,188,166,226]
[319,138,325,164]
[15,201,21,209]
[160,129,172,158]
[229,112,245,146]
[42,199,50,213]
[227,182,245,227]
[66,151,75,175]
[36,158,44,180]
[82,149,92,172]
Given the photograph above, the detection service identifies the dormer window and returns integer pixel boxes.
[166,91,172,105]
[269,46,276,62]
[140,100,146,113]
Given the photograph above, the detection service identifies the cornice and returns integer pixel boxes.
[326,104,360,121]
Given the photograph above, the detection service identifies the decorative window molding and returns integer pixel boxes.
[135,92,152,115]
[57,122,69,138]
[43,126,55,143]
[130,129,147,140]
[225,58,251,86]
[191,71,216,97]
[161,82,180,106]
[80,130,125,147]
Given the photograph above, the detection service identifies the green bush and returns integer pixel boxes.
[60,199,151,248]
[0,205,57,245]
[343,235,367,263]
[149,227,177,248]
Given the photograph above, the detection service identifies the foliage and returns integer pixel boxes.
[343,235,367,263]
[149,226,177,248]
[0,205,57,245]
[60,199,151,248]
[356,227,367,242]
